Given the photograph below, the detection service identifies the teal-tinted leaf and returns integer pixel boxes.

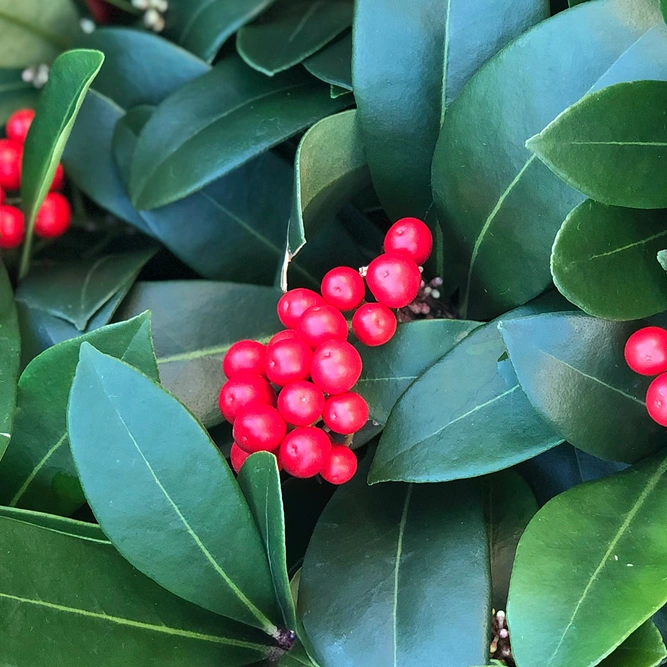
[0,505,107,542]
[238,452,297,630]
[659,249,667,271]
[117,281,282,428]
[551,201,667,320]
[432,2,667,319]
[0,260,19,456]
[354,0,548,220]
[19,49,104,280]
[129,57,348,210]
[303,31,352,91]
[69,346,282,633]
[500,312,667,462]
[0,517,271,666]
[0,68,39,124]
[599,621,667,667]
[0,313,157,516]
[237,0,353,76]
[508,450,667,667]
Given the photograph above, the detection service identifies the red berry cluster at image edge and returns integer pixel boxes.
[219,217,433,485]
[0,108,72,249]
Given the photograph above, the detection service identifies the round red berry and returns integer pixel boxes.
[384,217,433,266]
[625,327,667,376]
[218,375,275,423]
[321,266,365,311]
[323,392,369,434]
[0,187,6,206]
[233,405,286,453]
[365,253,421,309]
[265,338,312,386]
[277,381,325,427]
[230,443,251,473]
[297,305,348,348]
[277,288,325,329]
[647,373,667,426]
[223,340,267,379]
[352,302,397,347]
[320,445,358,485]
[278,427,331,478]
[311,340,362,395]
[50,163,65,191]
[0,139,22,191]
[0,206,24,249]
[34,192,71,238]
[268,329,300,349]
[86,0,117,23]
[6,109,35,144]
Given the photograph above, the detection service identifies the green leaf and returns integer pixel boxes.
[0,517,271,666]
[0,313,158,516]
[0,505,107,542]
[508,450,667,667]
[432,0,667,319]
[68,345,282,634]
[303,31,352,91]
[353,0,548,219]
[551,201,667,320]
[237,0,353,76]
[129,56,348,210]
[659,249,667,272]
[238,452,297,630]
[0,260,20,457]
[500,312,667,463]
[0,0,80,67]
[19,49,104,280]
[117,281,282,428]
[599,621,667,667]
[663,0,667,24]
[0,68,40,125]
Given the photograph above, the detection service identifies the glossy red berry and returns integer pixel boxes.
[365,253,421,309]
[277,288,325,329]
[233,405,287,453]
[277,381,325,426]
[625,327,667,376]
[352,302,397,347]
[50,163,65,191]
[218,375,276,424]
[384,217,433,266]
[6,109,35,144]
[0,206,24,249]
[297,305,348,348]
[268,329,300,349]
[323,392,369,434]
[223,340,267,379]
[321,266,365,311]
[34,193,72,238]
[0,139,22,191]
[647,373,667,426]
[278,427,331,478]
[265,338,312,386]
[320,445,358,485]
[230,443,251,473]
[311,340,362,395]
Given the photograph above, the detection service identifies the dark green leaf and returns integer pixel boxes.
[69,345,282,633]
[0,68,40,125]
[279,641,318,666]
[0,259,19,456]
[0,313,157,516]
[662,0,667,24]
[500,312,667,462]
[237,0,353,76]
[551,201,667,320]
[303,31,352,91]
[0,505,107,542]
[598,621,667,667]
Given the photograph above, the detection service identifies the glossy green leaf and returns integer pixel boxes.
[19,49,104,280]
[0,505,107,541]
[551,201,667,320]
[500,312,667,463]
[0,517,271,666]
[117,281,282,428]
[353,0,548,219]
[237,0,353,76]
[0,260,20,456]
[303,31,352,91]
[508,450,667,667]
[238,452,297,630]
[129,57,348,210]
[0,313,157,516]
[69,345,282,633]
[0,68,40,124]
[432,1,667,319]
[598,621,667,667]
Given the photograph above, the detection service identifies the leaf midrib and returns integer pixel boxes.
[567,228,667,265]
[392,485,413,667]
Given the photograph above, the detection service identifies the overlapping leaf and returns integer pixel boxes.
[0,259,19,457]
[303,31,352,91]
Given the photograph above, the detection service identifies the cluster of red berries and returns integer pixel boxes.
[625,326,667,425]
[0,108,72,249]
[219,217,433,485]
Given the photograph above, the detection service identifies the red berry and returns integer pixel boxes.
[50,163,65,191]
[625,327,667,376]
[230,443,251,473]
[233,405,287,453]
[311,340,362,395]
[320,445,358,485]
[365,253,421,309]
[297,305,348,348]
[321,267,365,311]
[323,392,369,434]
[0,139,22,191]
[268,329,300,349]
[277,288,325,329]
[85,0,117,23]
[218,375,276,423]
[352,302,397,347]
[0,206,24,249]
[277,381,325,426]
[223,340,267,379]
[265,338,312,386]
[0,187,6,206]
[384,217,433,266]
[647,373,667,426]
[34,192,71,238]
[6,109,35,144]
[278,427,331,478]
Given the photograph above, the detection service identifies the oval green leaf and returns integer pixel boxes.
[303,31,352,91]
[599,621,667,667]
[0,259,19,457]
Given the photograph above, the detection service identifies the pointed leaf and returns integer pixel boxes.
[0,505,107,541]
[303,31,352,91]
[0,260,19,456]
